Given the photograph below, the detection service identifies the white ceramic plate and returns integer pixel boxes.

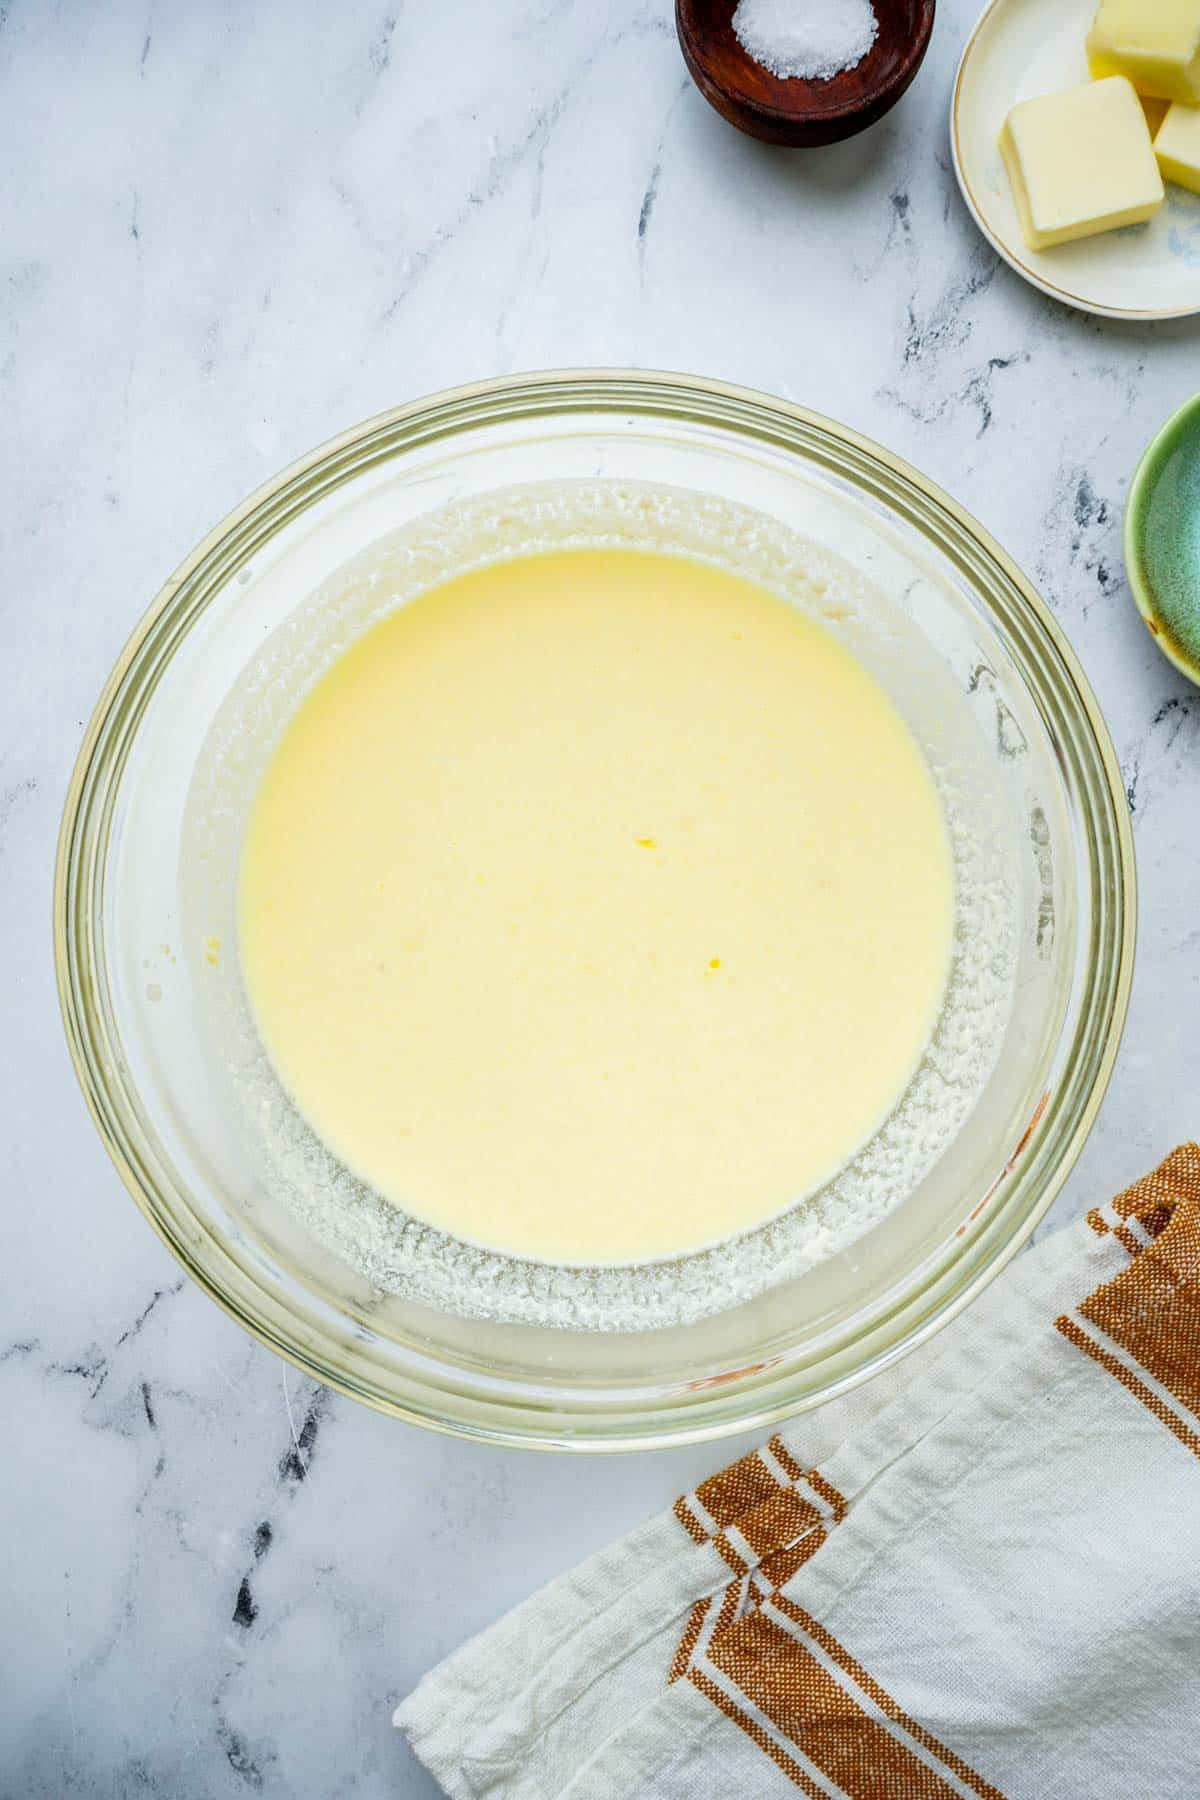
[952,0,1200,319]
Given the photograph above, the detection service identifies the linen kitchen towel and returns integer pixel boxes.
[396,1145,1200,1799]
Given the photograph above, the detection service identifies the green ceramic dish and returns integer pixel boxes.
[1126,392,1200,688]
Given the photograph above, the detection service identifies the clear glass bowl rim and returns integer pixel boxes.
[54,369,1136,1452]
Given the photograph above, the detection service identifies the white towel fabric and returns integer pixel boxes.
[397,1145,1200,1799]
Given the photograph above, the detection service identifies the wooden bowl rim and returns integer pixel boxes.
[676,0,936,127]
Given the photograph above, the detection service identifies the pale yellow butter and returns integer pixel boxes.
[1000,78,1164,252]
[1155,98,1200,191]
[1088,0,1200,103]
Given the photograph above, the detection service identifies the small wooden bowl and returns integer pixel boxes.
[676,0,936,147]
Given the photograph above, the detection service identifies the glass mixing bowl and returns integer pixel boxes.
[55,371,1134,1451]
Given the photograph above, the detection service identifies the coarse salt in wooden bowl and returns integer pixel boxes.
[676,0,936,147]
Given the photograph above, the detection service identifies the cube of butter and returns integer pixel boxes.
[1155,99,1200,191]
[1000,78,1165,251]
[1088,0,1200,103]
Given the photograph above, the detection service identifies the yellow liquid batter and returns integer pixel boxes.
[239,548,954,1264]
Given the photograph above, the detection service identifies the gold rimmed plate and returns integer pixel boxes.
[952,0,1200,320]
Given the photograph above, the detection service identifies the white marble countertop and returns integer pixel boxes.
[3,1,1199,1793]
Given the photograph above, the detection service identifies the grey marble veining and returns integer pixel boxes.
[3,1,1199,1793]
